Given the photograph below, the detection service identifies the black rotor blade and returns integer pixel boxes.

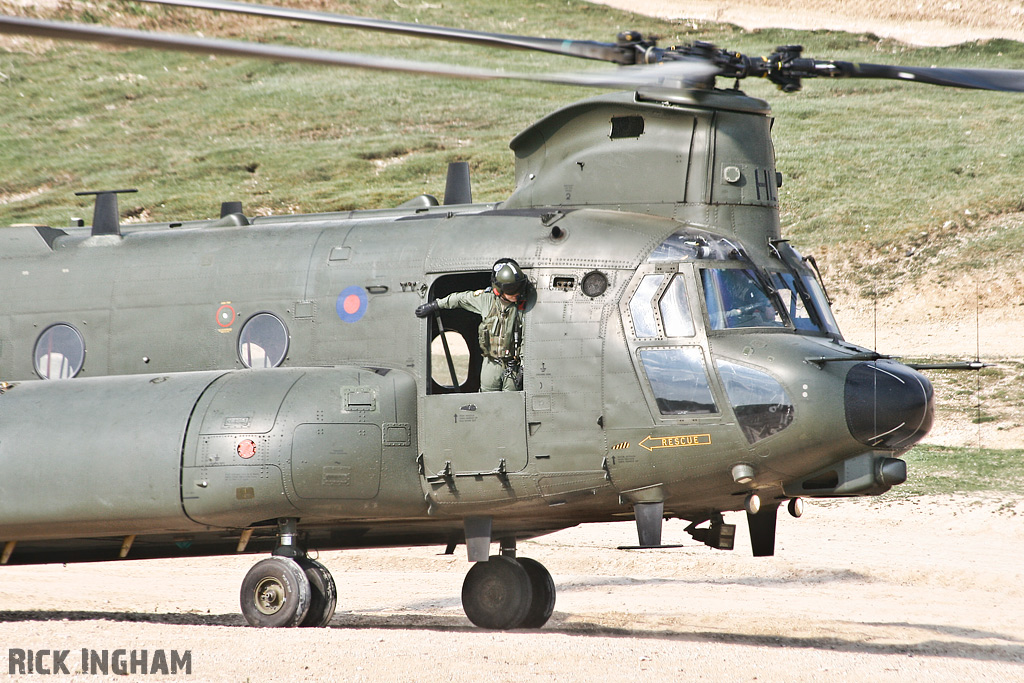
[0,15,713,90]
[823,60,1024,92]
[137,0,636,65]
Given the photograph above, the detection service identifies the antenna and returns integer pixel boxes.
[220,200,243,217]
[75,189,137,237]
[872,290,878,353]
[974,280,983,450]
[443,161,472,205]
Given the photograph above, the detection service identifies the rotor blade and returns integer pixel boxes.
[0,15,713,90]
[817,60,1024,92]
[136,0,635,65]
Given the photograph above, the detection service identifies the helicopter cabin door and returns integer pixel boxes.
[419,272,528,482]
[421,391,527,479]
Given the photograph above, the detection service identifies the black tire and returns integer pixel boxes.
[517,557,555,629]
[461,555,532,629]
[297,557,337,628]
[239,556,312,628]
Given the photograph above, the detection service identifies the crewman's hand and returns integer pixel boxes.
[415,300,440,318]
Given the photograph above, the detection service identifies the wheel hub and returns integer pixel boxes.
[254,577,286,615]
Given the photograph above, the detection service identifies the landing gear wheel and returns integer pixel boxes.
[461,555,532,629]
[240,556,312,627]
[296,557,337,628]
[517,557,555,629]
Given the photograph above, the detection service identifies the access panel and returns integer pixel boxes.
[290,423,382,499]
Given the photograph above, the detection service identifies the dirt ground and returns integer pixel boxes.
[2,495,1022,681]
[592,0,1024,46]
[2,3,1023,682]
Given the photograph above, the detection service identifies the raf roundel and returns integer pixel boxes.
[216,304,236,328]
[336,286,368,323]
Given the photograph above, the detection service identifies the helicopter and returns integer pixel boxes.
[0,0,1016,631]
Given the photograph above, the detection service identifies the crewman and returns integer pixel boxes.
[415,258,528,391]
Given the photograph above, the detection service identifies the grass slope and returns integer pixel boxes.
[4,0,1024,242]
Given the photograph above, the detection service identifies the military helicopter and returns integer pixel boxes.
[0,0,1017,630]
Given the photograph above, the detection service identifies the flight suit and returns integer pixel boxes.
[436,288,524,391]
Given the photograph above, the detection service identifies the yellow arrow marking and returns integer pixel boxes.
[639,434,712,451]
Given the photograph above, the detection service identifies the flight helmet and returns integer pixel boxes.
[491,258,528,299]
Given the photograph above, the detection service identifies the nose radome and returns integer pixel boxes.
[844,361,934,450]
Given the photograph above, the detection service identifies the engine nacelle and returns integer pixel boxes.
[0,366,420,541]
[182,366,420,527]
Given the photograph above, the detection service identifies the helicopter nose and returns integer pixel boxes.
[844,361,934,450]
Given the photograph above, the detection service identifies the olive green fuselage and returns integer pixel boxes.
[0,89,928,564]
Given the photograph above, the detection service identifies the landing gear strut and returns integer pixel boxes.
[239,518,338,628]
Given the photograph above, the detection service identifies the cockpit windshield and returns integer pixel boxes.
[769,270,840,336]
[769,240,842,337]
[645,228,843,337]
[701,268,785,330]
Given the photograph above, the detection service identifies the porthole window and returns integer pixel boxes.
[34,323,85,379]
[238,312,289,368]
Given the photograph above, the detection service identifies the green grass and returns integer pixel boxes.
[900,445,1024,495]
[5,0,1024,241]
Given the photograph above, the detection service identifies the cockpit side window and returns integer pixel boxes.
[701,268,784,330]
[716,359,794,443]
[623,266,720,420]
[659,274,695,338]
[628,273,665,338]
[639,347,718,415]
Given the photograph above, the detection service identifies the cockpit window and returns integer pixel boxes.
[628,273,665,338]
[769,240,842,337]
[701,268,785,330]
[639,347,718,415]
[717,360,794,443]
[770,272,816,331]
[658,275,694,337]
[647,228,743,262]
[803,275,840,335]
[770,271,840,336]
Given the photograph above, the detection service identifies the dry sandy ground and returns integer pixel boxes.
[591,0,1024,46]
[2,4,1022,682]
[1,495,1022,682]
